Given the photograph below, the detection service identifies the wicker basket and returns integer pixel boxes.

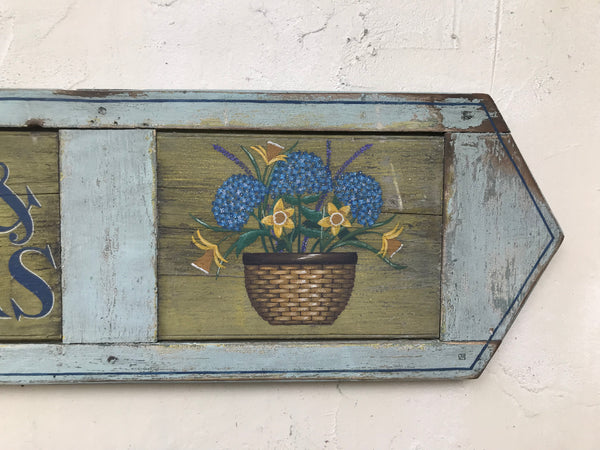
[243,252,357,325]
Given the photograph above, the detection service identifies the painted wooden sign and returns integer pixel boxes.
[0,91,563,382]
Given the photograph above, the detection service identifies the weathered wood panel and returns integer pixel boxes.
[0,132,61,341]
[157,133,443,339]
[0,90,508,133]
[0,340,497,383]
[60,130,157,344]
[441,133,563,341]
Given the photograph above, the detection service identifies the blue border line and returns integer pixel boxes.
[0,97,555,378]
[468,105,555,369]
[0,96,478,107]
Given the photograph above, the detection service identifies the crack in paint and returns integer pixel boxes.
[0,12,15,70]
[39,2,76,41]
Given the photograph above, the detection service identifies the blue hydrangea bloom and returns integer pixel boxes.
[334,172,382,226]
[212,174,267,231]
[269,151,332,199]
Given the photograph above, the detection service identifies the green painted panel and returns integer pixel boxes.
[157,132,443,339]
[0,132,61,341]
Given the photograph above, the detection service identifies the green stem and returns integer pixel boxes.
[324,230,381,252]
[215,239,240,278]
[239,145,263,182]
[191,214,256,233]
[323,216,396,252]
[297,195,302,252]
[251,212,270,253]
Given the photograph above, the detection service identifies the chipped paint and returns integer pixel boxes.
[0,90,508,133]
[61,130,157,344]
[442,132,562,341]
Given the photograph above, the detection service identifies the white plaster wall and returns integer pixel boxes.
[0,0,598,448]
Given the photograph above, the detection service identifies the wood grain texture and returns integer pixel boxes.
[157,133,442,339]
[441,133,563,341]
[60,130,157,344]
[0,340,497,383]
[0,90,509,133]
[0,132,61,341]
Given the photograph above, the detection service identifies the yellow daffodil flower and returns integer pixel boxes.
[250,141,287,165]
[261,198,295,238]
[378,222,404,258]
[191,230,227,274]
[317,203,352,236]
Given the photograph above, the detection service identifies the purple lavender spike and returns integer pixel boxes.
[212,144,253,177]
[334,143,373,180]
[301,236,309,252]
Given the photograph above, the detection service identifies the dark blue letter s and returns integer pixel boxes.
[2,245,57,320]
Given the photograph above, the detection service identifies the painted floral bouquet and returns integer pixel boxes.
[190,140,406,324]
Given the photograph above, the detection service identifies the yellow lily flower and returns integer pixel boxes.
[378,222,404,258]
[191,230,227,273]
[261,198,295,238]
[250,141,287,165]
[318,203,352,236]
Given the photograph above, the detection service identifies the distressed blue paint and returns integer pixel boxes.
[0,341,496,383]
[0,90,505,132]
[60,130,157,344]
[442,132,562,342]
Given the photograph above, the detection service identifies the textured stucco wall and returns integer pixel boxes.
[1,1,598,448]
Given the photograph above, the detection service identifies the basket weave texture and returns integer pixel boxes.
[243,253,356,325]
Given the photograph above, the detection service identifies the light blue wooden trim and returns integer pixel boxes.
[0,341,496,383]
[0,90,507,132]
[60,130,157,344]
[441,133,563,341]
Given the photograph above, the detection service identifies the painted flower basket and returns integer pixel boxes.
[190,141,406,325]
[243,252,357,325]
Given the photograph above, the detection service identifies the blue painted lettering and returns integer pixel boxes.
[7,245,56,320]
[0,162,56,320]
[0,162,41,245]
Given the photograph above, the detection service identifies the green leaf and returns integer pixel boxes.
[337,228,350,239]
[284,140,299,155]
[369,214,396,229]
[329,239,377,252]
[275,239,288,252]
[300,206,323,223]
[298,226,323,238]
[282,194,321,206]
[190,214,258,233]
[240,145,263,181]
[190,214,227,232]
[301,194,321,204]
[381,258,407,270]
[331,195,343,209]
[329,239,407,271]
[234,229,270,256]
